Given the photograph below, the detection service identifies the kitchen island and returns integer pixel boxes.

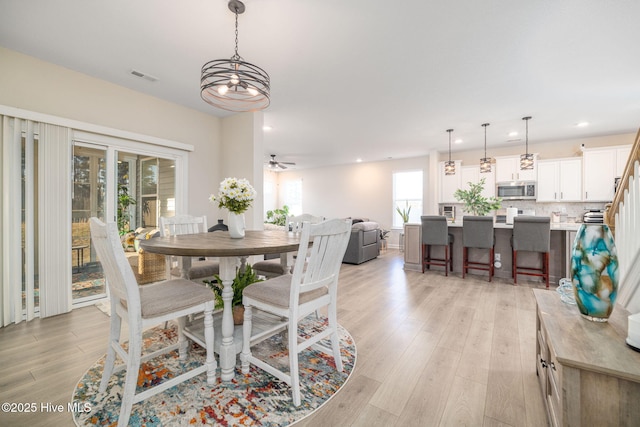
[403,219,581,284]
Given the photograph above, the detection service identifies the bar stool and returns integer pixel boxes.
[421,216,454,276]
[512,216,550,288]
[462,216,495,282]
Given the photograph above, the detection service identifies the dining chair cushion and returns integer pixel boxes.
[170,260,220,279]
[243,274,327,309]
[137,279,215,318]
[251,259,289,276]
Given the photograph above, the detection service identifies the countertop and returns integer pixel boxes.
[410,220,582,231]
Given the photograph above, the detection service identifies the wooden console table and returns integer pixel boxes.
[534,289,640,426]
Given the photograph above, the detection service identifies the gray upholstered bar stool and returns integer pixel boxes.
[511,216,551,288]
[421,216,454,276]
[462,216,495,282]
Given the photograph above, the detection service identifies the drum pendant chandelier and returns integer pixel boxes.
[444,129,456,175]
[480,123,492,173]
[200,0,270,112]
[520,116,534,170]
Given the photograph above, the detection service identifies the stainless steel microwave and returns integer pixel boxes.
[496,181,536,200]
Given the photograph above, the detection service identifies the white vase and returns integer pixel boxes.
[228,212,245,239]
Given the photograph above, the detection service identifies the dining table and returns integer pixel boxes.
[139,229,302,381]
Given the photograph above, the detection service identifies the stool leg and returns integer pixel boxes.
[427,245,431,270]
[489,247,494,282]
[462,247,467,278]
[544,252,550,288]
[450,242,454,272]
[444,245,449,277]
[513,250,518,284]
[421,244,426,273]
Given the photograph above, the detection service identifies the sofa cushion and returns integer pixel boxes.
[352,221,379,232]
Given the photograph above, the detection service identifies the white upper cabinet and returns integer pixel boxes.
[616,145,632,177]
[439,160,462,203]
[582,145,631,201]
[537,158,582,202]
[460,165,496,198]
[495,155,538,182]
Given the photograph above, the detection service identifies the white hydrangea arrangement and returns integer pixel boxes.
[209,177,257,214]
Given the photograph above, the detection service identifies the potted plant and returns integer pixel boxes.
[117,183,136,235]
[204,264,264,324]
[265,205,291,226]
[396,202,411,224]
[454,178,502,216]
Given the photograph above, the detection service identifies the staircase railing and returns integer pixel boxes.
[605,128,640,314]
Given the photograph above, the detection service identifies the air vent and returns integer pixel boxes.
[130,69,158,82]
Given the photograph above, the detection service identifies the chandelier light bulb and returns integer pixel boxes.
[217,85,229,95]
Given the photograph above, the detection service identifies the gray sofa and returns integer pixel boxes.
[342,221,380,264]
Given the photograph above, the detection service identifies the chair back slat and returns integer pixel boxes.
[89,218,141,314]
[159,215,208,237]
[286,214,324,231]
[293,219,351,301]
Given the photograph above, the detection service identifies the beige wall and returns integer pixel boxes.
[0,46,222,222]
[220,112,264,230]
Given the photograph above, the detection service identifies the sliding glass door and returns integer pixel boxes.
[70,145,177,304]
[71,144,107,302]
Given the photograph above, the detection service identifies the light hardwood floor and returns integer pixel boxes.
[0,250,550,426]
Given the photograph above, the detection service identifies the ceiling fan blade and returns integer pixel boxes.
[277,163,288,169]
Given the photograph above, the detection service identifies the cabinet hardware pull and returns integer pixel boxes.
[550,361,556,370]
[540,358,548,368]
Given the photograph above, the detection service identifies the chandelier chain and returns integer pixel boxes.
[234,8,240,59]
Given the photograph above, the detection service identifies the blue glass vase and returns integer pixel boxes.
[571,224,619,322]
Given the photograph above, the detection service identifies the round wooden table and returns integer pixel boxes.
[139,230,301,381]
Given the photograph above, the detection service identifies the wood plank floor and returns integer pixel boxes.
[0,250,551,426]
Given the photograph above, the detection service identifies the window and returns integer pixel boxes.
[393,170,423,228]
[283,179,303,216]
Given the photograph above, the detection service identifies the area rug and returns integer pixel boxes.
[72,316,356,426]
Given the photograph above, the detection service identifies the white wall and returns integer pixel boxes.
[275,156,431,246]
[0,46,223,223]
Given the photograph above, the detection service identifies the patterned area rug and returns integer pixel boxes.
[72,317,356,426]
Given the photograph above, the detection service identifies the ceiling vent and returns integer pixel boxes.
[130,69,158,82]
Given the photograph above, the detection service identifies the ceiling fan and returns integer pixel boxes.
[267,154,296,169]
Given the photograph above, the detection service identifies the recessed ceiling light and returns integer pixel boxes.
[576,121,589,128]
[508,131,518,137]
[454,139,463,144]
[356,158,363,163]
[263,126,272,131]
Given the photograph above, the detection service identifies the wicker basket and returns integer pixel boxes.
[128,249,167,284]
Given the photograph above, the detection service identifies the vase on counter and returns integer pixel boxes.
[571,224,619,322]
[228,212,245,239]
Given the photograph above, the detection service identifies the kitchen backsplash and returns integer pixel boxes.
[444,201,607,222]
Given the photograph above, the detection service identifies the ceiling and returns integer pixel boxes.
[1,0,639,170]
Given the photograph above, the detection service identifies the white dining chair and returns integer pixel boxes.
[90,218,216,426]
[240,218,351,406]
[252,214,324,278]
[159,214,220,280]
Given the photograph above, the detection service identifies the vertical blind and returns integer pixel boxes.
[1,116,72,327]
